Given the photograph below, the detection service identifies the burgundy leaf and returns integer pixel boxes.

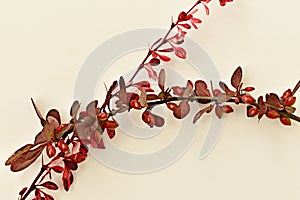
[173,100,190,119]
[40,181,59,190]
[70,101,80,117]
[157,48,174,53]
[157,54,171,62]
[19,187,28,197]
[118,76,127,103]
[34,123,55,145]
[173,47,187,59]
[46,109,61,128]
[193,104,213,124]
[51,166,64,173]
[62,167,74,192]
[258,96,267,120]
[215,106,223,119]
[266,93,284,110]
[149,58,161,66]
[5,144,33,166]
[144,64,158,81]
[158,69,166,91]
[31,98,47,126]
[195,80,211,98]
[64,159,78,171]
[219,81,235,96]
[43,192,54,200]
[231,66,242,89]
[10,144,46,172]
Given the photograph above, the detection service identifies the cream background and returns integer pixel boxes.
[1,0,300,199]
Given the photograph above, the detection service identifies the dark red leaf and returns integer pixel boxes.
[178,23,191,29]
[51,166,64,173]
[157,54,171,62]
[231,66,242,89]
[157,48,174,53]
[149,58,161,66]
[46,109,61,128]
[64,160,78,171]
[173,100,190,119]
[31,98,47,127]
[195,80,211,97]
[215,106,223,119]
[43,193,54,200]
[34,123,55,145]
[5,144,33,166]
[40,181,59,190]
[19,187,28,197]
[62,167,74,192]
[10,144,45,172]
[193,104,213,124]
[266,93,284,110]
[219,81,235,96]
[158,69,166,91]
[258,96,267,120]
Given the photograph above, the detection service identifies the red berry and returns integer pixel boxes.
[57,140,69,152]
[234,97,240,105]
[243,87,255,92]
[213,89,221,97]
[221,105,233,113]
[280,117,291,126]
[266,110,280,119]
[167,103,178,111]
[281,89,292,100]
[46,144,56,158]
[284,96,296,106]
[172,86,184,96]
[130,100,142,109]
[142,110,155,127]
[97,112,108,121]
[242,95,255,104]
[55,124,68,133]
[247,106,259,117]
[104,120,119,130]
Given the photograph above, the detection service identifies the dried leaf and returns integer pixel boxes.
[5,144,34,165]
[139,90,148,107]
[40,181,59,190]
[70,100,80,117]
[62,167,74,192]
[231,66,242,89]
[31,98,47,126]
[118,76,127,103]
[10,144,45,172]
[158,69,166,91]
[215,106,223,119]
[146,94,160,100]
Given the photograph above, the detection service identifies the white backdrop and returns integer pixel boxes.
[1,0,300,199]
